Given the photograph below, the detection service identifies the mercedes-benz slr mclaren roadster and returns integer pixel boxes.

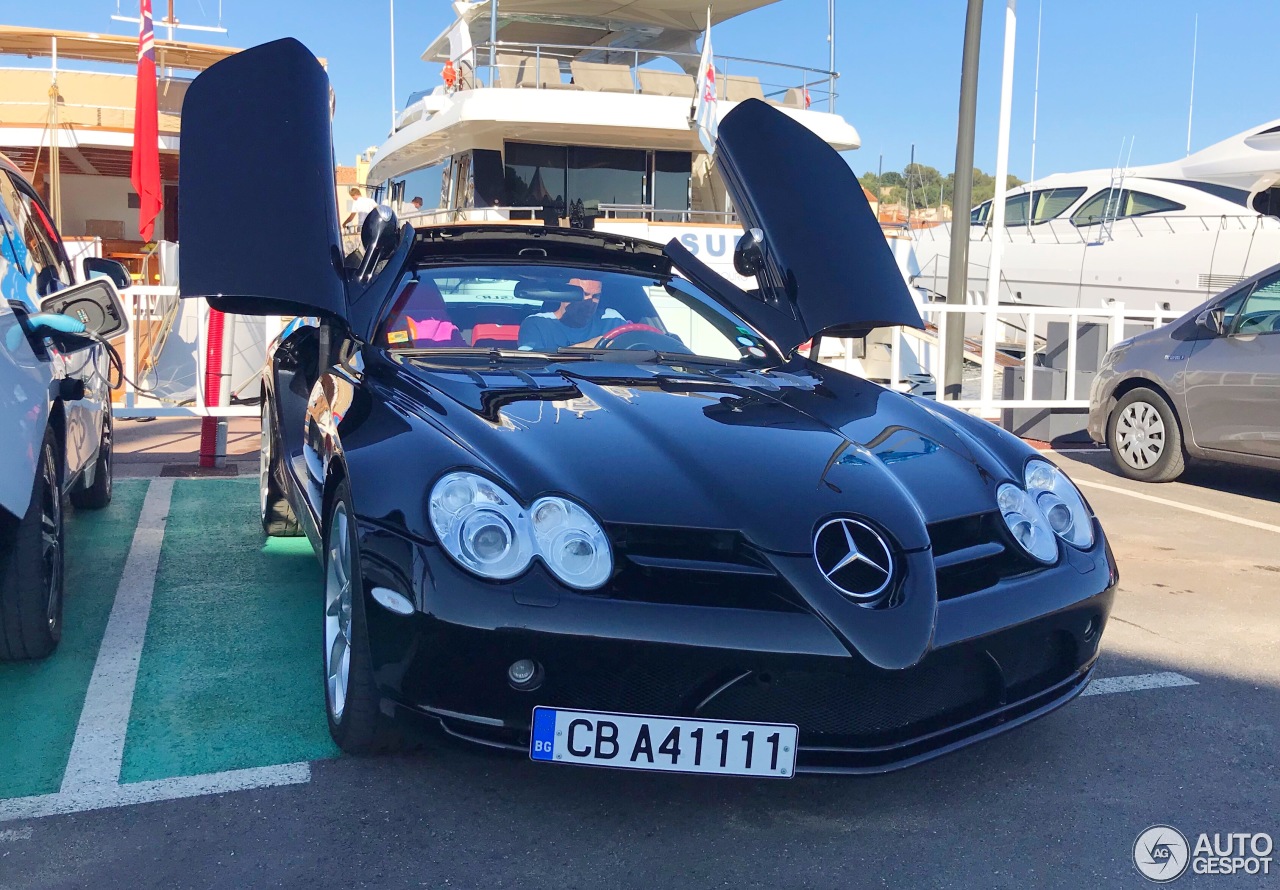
[179,40,1117,777]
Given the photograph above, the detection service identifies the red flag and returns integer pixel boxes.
[130,0,161,241]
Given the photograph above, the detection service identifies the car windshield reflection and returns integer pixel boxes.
[378,263,775,367]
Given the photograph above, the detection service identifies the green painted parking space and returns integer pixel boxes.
[0,481,148,800]
[121,479,339,783]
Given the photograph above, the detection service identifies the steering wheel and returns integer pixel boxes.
[593,323,667,349]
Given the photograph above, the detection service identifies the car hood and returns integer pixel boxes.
[386,357,1021,669]
[394,358,1008,556]
[674,100,924,354]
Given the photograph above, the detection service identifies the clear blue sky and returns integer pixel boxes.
[9,1,1279,182]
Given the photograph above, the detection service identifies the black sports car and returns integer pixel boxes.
[179,40,1117,776]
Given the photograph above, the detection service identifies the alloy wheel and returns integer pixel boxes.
[324,502,354,722]
[1115,401,1166,470]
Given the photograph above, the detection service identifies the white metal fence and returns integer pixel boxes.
[113,286,282,419]
[110,288,1177,423]
[867,302,1178,417]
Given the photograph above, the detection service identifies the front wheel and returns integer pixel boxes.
[0,428,65,660]
[1107,389,1187,483]
[323,480,399,753]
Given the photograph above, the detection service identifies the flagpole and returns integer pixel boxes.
[1186,14,1197,156]
[390,0,397,129]
[827,0,835,112]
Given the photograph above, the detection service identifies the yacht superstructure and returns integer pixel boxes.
[911,120,1280,314]
[365,0,935,386]
[366,1,859,275]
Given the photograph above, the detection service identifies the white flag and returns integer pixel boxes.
[692,9,718,156]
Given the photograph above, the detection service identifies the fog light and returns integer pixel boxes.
[507,658,542,690]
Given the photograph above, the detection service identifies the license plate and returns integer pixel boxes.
[530,707,798,778]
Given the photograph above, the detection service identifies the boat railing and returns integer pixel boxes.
[446,40,836,111]
[598,204,739,224]
[397,206,548,226]
[912,212,1280,246]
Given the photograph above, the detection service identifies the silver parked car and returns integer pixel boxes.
[1088,263,1280,482]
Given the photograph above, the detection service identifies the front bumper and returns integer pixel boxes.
[357,521,1117,775]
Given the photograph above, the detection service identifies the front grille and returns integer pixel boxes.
[600,525,805,613]
[928,512,1042,601]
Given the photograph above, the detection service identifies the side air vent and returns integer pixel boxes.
[1198,273,1246,291]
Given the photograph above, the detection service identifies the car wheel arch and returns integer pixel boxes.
[1108,378,1185,438]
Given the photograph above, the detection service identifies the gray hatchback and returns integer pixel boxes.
[1088,264,1280,482]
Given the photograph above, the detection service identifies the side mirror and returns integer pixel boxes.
[1196,306,1226,336]
[733,227,766,277]
[83,257,132,290]
[39,278,130,339]
[355,205,401,284]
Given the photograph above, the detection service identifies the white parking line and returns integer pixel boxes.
[0,827,33,841]
[0,763,310,823]
[0,477,313,826]
[1073,478,1280,536]
[60,478,174,792]
[1082,671,1199,697]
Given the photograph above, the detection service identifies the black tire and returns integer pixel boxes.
[260,398,301,537]
[70,411,112,510]
[323,479,400,754]
[0,428,65,661]
[1107,388,1187,483]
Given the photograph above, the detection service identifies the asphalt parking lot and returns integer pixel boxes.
[0,436,1277,889]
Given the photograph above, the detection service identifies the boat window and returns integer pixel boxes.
[472,150,506,209]
[505,143,568,217]
[1152,178,1250,207]
[651,151,692,221]
[567,146,647,216]
[1002,193,1030,226]
[387,163,446,217]
[1028,187,1086,223]
[1070,189,1186,226]
[970,200,991,225]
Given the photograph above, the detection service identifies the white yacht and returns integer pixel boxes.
[364,0,933,390]
[911,119,1280,313]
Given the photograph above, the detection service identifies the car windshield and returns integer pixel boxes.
[378,263,776,367]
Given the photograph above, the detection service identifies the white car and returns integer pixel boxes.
[0,153,131,660]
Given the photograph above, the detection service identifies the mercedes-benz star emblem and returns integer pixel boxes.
[813,518,894,601]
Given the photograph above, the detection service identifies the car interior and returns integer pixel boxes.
[376,264,761,363]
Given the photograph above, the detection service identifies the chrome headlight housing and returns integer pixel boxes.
[428,471,613,588]
[1024,459,1094,549]
[997,482,1059,564]
[429,472,533,579]
[530,497,613,590]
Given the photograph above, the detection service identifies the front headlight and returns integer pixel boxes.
[429,471,613,588]
[1024,460,1094,549]
[429,472,532,579]
[531,497,613,590]
[997,482,1058,564]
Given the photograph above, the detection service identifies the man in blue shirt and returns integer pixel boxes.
[517,277,628,352]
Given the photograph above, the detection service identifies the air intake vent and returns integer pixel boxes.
[1198,273,1246,291]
